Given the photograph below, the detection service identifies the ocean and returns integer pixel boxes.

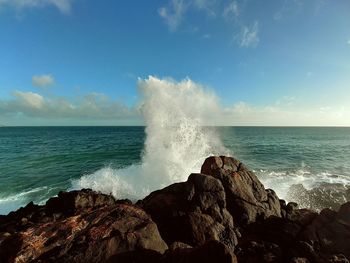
[1,126,350,215]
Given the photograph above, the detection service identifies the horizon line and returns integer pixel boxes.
[1,125,350,128]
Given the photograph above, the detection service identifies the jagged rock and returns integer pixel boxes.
[201,156,281,225]
[237,202,350,262]
[107,240,237,263]
[162,240,237,263]
[141,173,237,250]
[300,202,350,259]
[291,257,310,263]
[45,188,116,216]
[327,254,350,263]
[0,191,167,263]
[168,241,192,250]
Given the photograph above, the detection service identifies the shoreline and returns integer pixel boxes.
[1,156,349,263]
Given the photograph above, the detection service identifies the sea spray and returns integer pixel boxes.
[71,77,350,206]
[72,76,229,200]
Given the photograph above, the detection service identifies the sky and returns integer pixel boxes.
[0,0,349,126]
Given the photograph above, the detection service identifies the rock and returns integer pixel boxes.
[169,241,193,250]
[201,156,281,225]
[300,202,350,259]
[291,257,310,263]
[105,249,163,263]
[236,239,282,263]
[0,191,167,263]
[45,188,116,216]
[163,240,237,263]
[287,202,299,212]
[328,254,350,263]
[141,173,237,250]
[1,156,350,263]
[107,240,237,263]
[286,209,318,226]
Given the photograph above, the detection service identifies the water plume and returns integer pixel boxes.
[72,76,228,199]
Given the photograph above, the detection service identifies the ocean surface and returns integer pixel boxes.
[1,126,350,215]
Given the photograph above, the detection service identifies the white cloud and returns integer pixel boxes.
[13,91,45,109]
[158,0,219,31]
[238,21,259,48]
[192,0,217,17]
[1,77,350,126]
[0,0,74,14]
[0,91,138,121]
[347,39,350,45]
[158,0,260,48]
[221,102,350,126]
[32,74,55,88]
[158,0,188,31]
[223,0,239,20]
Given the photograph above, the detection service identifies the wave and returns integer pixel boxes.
[258,168,350,210]
[72,77,350,210]
[72,77,228,200]
[0,186,49,214]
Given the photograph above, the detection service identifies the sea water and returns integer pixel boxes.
[1,126,350,215]
[1,77,350,214]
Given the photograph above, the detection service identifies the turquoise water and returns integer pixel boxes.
[1,126,350,214]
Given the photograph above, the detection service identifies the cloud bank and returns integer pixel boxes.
[1,76,350,126]
[0,90,138,124]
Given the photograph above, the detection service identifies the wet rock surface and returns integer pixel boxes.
[140,173,238,250]
[0,189,167,263]
[201,156,281,225]
[1,156,349,263]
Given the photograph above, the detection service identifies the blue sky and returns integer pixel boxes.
[0,0,349,126]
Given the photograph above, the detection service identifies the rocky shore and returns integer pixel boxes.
[0,156,349,263]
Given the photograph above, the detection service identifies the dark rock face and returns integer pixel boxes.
[162,240,237,263]
[107,240,237,263]
[45,188,117,216]
[300,202,350,259]
[141,173,238,250]
[201,156,281,225]
[236,203,350,262]
[1,156,350,263]
[0,190,167,263]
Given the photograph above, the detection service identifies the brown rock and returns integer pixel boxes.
[141,173,237,250]
[0,192,167,263]
[163,240,237,263]
[45,188,116,216]
[201,156,281,225]
[107,240,237,263]
[300,202,350,259]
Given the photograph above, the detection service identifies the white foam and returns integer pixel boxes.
[72,76,350,207]
[259,168,350,202]
[0,186,48,214]
[72,76,229,200]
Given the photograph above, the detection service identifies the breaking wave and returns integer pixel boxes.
[72,76,350,208]
[72,76,228,200]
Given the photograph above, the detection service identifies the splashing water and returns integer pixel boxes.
[72,76,229,200]
[72,77,350,207]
